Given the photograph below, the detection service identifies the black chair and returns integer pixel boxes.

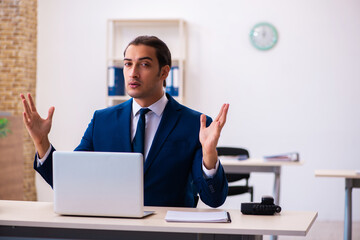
[217,147,254,202]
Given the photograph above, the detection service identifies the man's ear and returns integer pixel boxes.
[160,65,171,81]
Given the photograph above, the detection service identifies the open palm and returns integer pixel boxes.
[20,93,54,147]
[199,104,229,167]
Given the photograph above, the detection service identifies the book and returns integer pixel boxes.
[165,210,231,223]
[264,152,299,162]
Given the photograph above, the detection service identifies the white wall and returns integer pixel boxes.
[36,0,360,221]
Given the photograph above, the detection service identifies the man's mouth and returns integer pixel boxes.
[129,81,141,88]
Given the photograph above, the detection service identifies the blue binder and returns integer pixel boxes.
[108,66,125,96]
[165,66,179,97]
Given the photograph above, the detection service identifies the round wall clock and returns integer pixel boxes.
[250,22,278,51]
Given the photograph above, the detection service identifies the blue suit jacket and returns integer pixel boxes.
[34,94,228,208]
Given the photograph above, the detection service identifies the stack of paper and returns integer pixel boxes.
[165,211,231,223]
[264,152,299,162]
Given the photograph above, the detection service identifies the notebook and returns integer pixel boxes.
[165,210,231,223]
[52,151,153,218]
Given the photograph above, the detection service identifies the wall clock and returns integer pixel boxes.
[250,22,278,51]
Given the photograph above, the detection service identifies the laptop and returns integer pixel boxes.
[53,151,153,218]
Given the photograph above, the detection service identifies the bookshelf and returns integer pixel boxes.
[106,19,186,106]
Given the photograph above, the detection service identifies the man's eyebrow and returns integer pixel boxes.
[123,57,153,61]
[139,57,153,61]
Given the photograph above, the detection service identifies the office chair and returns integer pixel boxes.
[217,147,254,202]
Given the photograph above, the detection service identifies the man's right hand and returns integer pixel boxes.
[20,93,55,158]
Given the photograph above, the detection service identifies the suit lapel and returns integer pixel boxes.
[114,99,133,152]
[144,95,182,173]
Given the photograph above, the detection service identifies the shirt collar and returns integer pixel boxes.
[132,93,168,117]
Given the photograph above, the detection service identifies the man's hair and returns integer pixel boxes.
[124,36,171,87]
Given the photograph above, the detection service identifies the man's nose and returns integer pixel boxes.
[129,65,139,78]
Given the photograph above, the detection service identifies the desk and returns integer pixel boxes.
[315,170,360,240]
[221,158,303,205]
[0,200,317,240]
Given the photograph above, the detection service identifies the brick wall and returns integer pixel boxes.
[0,0,38,200]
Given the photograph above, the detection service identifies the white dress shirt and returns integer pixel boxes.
[131,93,168,160]
[38,93,219,177]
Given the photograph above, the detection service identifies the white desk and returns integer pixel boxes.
[315,170,360,240]
[0,200,317,240]
[221,158,303,205]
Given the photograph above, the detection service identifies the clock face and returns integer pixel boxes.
[250,22,278,51]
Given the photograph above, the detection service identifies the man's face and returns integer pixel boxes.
[123,44,169,107]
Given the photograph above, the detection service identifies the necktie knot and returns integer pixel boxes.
[139,108,151,116]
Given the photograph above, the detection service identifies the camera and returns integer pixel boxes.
[241,196,282,215]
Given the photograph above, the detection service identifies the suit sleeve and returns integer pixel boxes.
[192,117,228,208]
[33,145,56,188]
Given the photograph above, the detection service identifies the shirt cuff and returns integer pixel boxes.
[202,159,220,179]
[36,145,52,167]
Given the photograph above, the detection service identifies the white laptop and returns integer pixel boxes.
[53,151,153,218]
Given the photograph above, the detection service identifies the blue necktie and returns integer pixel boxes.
[132,108,151,157]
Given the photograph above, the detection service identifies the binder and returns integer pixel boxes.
[172,66,179,96]
[165,66,179,97]
[108,66,125,96]
[165,68,173,94]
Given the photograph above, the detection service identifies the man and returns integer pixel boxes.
[21,36,229,208]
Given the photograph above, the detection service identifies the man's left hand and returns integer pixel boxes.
[199,103,229,170]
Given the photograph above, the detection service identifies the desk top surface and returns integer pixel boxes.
[0,200,317,237]
[315,170,360,179]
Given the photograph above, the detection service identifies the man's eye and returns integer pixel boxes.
[141,63,150,67]
[124,62,131,67]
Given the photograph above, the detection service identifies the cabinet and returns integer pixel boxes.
[106,19,186,106]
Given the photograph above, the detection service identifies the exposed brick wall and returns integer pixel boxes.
[0,0,38,201]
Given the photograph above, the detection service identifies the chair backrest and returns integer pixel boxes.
[217,147,249,158]
[217,147,250,182]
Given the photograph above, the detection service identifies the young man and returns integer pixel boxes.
[21,36,229,208]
